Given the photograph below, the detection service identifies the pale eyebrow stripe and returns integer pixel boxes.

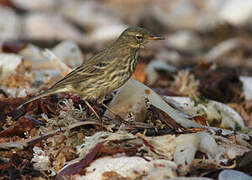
[127,32,142,36]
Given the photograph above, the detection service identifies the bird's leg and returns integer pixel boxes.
[84,100,101,120]
[102,103,130,124]
[102,103,117,116]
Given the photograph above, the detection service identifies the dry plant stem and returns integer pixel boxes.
[0,121,102,149]
[84,100,101,120]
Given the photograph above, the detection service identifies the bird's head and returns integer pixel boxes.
[116,27,164,49]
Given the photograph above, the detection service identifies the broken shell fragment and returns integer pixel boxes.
[165,96,245,130]
[106,78,201,128]
[0,53,22,77]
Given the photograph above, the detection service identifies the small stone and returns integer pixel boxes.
[23,13,83,42]
[219,170,252,180]
[52,40,83,68]
[0,6,21,40]
[10,0,57,11]
[166,31,202,51]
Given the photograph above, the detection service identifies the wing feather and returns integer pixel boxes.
[50,48,114,89]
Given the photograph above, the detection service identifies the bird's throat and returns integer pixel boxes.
[128,50,139,75]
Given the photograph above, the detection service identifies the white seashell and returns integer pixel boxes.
[0,53,22,76]
[218,0,252,26]
[240,76,252,100]
[165,96,245,130]
[106,79,200,127]
[83,156,176,180]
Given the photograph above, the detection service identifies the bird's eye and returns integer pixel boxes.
[136,35,143,41]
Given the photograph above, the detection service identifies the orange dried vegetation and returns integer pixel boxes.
[1,61,34,88]
[132,62,146,83]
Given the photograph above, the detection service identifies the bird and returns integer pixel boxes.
[19,27,164,119]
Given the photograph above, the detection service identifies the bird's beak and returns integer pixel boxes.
[148,36,165,40]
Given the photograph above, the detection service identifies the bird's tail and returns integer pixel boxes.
[18,88,65,109]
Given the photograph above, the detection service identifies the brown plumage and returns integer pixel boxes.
[20,27,164,113]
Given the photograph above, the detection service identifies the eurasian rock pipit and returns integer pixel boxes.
[20,27,164,119]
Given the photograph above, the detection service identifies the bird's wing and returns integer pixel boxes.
[50,51,113,89]
[19,48,117,108]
